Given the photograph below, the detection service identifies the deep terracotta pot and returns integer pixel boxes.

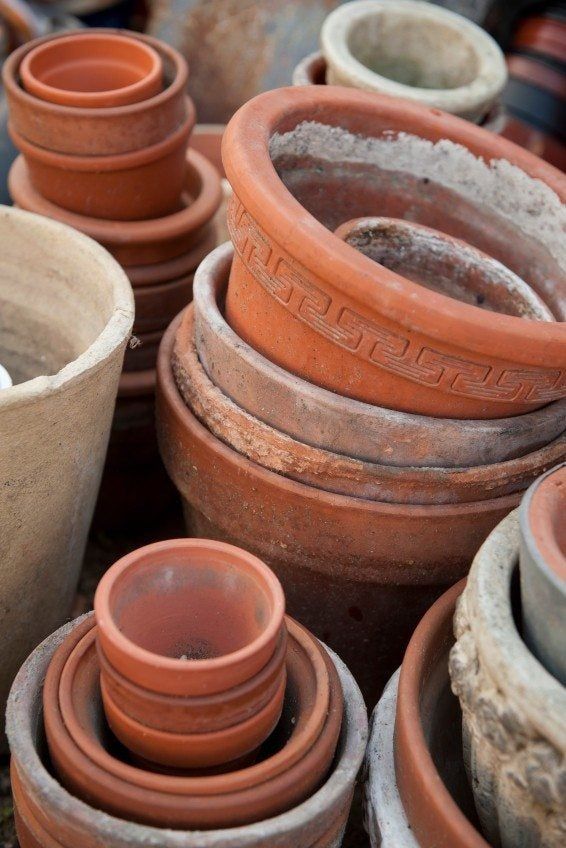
[174,305,566,504]
[10,108,193,220]
[3,29,188,155]
[133,272,194,334]
[194,244,566,469]
[223,87,566,419]
[9,148,222,265]
[20,31,163,108]
[127,228,217,287]
[157,313,522,705]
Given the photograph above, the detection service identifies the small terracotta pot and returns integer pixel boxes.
[512,16,566,64]
[223,86,566,419]
[499,112,566,173]
[9,147,222,265]
[123,330,162,372]
[174,305,566,504]
[20,31,163,109]
[3,29,188,155]
[507,54,566,102]
[519,462,566,685]
[133,273,194,334]
[194,244,566,469]
[127,229,217,287]
[191,124,225,177]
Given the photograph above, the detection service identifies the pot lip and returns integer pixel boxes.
[94,538,286,692]
[194,243,566,463]
[7,614,367,847]
[394,579,490,848]
[127,228,217,287]
[520,462,566,583]
[321,0,507,114]
[2,28,188,120]
[9,147,222,245]
[461,510,566,748]
[19,31,163,110]
[159,310,523,520]
[9,99,195,170]
[222,85,566,364]
[0,205,134,406]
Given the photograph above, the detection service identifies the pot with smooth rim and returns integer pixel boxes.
[194,244,566,468]
[222,85,566,419]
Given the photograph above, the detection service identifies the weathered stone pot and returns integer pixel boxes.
[10,148,222,266]
[450,510,566,848]
[174,305,566,504]
[519,463,566,685]
[194,244,566,468]
[320,0,507,123]
[223,86,566,419]
[3,29,188,155]
[157,313,522,706]
[0,205,134,749]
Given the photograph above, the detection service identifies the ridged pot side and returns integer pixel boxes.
[0,206,134,750]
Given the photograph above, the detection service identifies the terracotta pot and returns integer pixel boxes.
[133,272,194,333]
[127,228,218,288]
[174,305,566,504]
[519,463,566,685]
[157,313,522,705]
[320,0,507,122]
[190,124,231,244]
[20,31,163,108]
[336,217,554,320]
[9,147,222,265]
[194,244,566,469]
[450,511,566,848]
[223,86,566,419]
[507,54,566,102]
[512,16,566,64]
[124,329,162,372]
[0,206,133,751]
[499,113,566,173]
[10,108,193,220]
[3,29,188,155]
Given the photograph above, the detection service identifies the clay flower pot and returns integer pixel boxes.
[0,362,12,389]
[124,329,163,372]
[126,228,218,288]
[10,147,222,265]
[450,510,566,848]
[3,29,188,155]
[0,205,134,749]
[132,272,195,334]
[320,0,507,122]
[193,244,566,469]
[519,463,566,685]
[191,123,231,245]
[222,86,566,419]
[20,31,163,108]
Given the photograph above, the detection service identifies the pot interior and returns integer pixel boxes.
[346,10,479,90]
[529,465,566,580]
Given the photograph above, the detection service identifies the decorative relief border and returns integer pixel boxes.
[227,195,565,404]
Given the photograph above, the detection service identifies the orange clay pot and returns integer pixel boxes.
[133,272,194,334]
[222,86,566,419]
[20,32,163,109]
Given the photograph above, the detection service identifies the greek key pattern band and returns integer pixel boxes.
[227,195,565,403]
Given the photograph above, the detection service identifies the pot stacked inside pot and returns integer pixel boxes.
[8,539,368,848]
[2,28,223,529]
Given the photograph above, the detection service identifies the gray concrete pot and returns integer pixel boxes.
[0,205,133,750]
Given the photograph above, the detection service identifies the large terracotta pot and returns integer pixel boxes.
[223,86,566,419]
[194,244,566,469]
[450,510,566,848]
[321,0,507,122]
[0,205,134,750]
[157,313,521,706]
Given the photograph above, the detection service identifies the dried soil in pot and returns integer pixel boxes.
[157,314,522,706]
[222,86,566,419]
[174,305,566,504]
[194,244,566,468]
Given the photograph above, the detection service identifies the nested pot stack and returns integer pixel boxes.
[156,84,566,708]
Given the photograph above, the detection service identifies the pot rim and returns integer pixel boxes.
[520,462,566,583]
[127,228,218,287]
[94,538,285,695]
[321,0,507,114]
[222,85,566,366]
[0,205,134,407]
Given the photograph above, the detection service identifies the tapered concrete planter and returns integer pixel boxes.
[0,205,134,750]
[450,511,566,848]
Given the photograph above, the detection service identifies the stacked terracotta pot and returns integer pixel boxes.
[2,28,223,528]
[7,538,368,848]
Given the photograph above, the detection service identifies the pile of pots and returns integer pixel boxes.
[7,537,368,847]
[156,80,566,708]
[3,28,223,527]
[365,462,565,848]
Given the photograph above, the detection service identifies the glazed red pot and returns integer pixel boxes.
[20,32,163,108]
[157,314,522,706]
[9,148,222,265]
[133,272,194,334]
[222,86,566,419]
[3,29,188,155]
